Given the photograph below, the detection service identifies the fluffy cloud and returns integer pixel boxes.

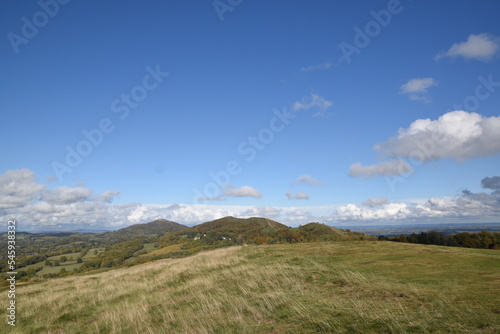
[285,191,310,200]
[293,174,322,186]
[349,161,412,179]
[285,210,315,225]
[2,169,499,231]
[98,190,122,203]
[374,111,500,162]
[224,184,262,199]
[0,169,45,209]
[336,202,411,221]
[0,169,123,230]
[42,187,92,204]
[335,176,500,223]
[400,77,438,102]
[335,192,500,223]
[198,184,262,201]
[361,197,389,207]
[241,206,282,219]
[436,33,499,61]
[481,176,500,195]
[292,93,332,116]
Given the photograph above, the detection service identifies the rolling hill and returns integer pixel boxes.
[186,216,289,236]
[298,222,347,238]
[101,218,188,243]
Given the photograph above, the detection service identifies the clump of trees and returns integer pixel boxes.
[380,230,500,249]
[80,239,145,271]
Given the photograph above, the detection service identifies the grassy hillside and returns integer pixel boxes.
[187,216,289,235]
[4,241,499,333]
[297,222,348,239]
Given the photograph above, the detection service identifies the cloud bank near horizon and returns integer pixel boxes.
[1,169,498,231]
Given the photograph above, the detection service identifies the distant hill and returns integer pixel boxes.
[103,219,188,242]
[188,216,289,235]
[155,217,372,254]
[297,222,361,240]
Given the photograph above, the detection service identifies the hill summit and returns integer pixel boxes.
[100,218,188,244]
[156,216,370,251]
[190,216,289,234]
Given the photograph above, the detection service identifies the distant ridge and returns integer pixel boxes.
[154,216,370,251]
[298,222,347,237]
[185,216,289,237]
[115,219,187,234]
[101,219,188,243]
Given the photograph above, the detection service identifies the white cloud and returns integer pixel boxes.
[299,60,333,73]
[292,93,332,116]
[400,77,438,102]
[284,209,315,225]
[2,169,499,231]
[436,33,499,61]
[361,197,389,207]
[223,184,262,199]
[286,191,310,200]
[42,186,92,204]
[241,206,282,219]
[98,190,121,203]
[400,78,438,94]
[374,111,500,162]
[0,169,126,230]
[335,189,500,223]
[0,169,45,209]
[349,161,412,179]
[336,202,412,221]
[293,174,322,186]
[198,184,262,202]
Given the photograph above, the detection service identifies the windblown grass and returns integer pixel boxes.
[4,241,499,333]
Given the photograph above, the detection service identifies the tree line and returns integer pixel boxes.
[379,230,500,249]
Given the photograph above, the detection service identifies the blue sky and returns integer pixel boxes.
[1,0,499,230]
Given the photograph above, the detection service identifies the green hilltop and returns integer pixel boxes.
[100,218,188,243]
[157,216,370,252]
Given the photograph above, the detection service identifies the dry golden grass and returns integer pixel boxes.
[139,243,183,257]
[3,241,500,333]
